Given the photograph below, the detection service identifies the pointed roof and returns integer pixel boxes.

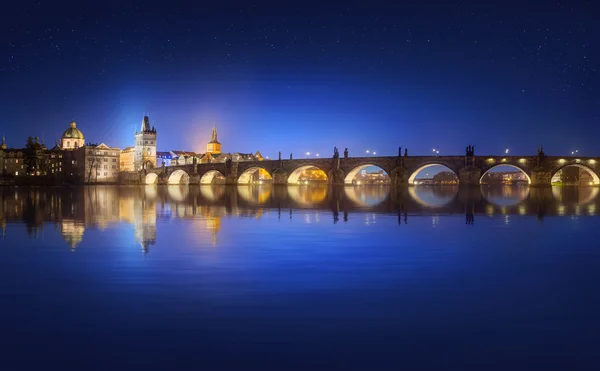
[141,116,151,132]
[209,126,220,144]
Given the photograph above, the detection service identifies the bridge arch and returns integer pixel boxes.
[408,163,459,185]
[200,170,226,184]
[145,173,158,185]
[344,164,390,185]
[238,167,272,184]
[168,169,190,185]
[480,164,531,185]
[288,165,328,184]
[551,164,600,186]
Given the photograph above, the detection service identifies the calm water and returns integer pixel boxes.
[1,185,599,370]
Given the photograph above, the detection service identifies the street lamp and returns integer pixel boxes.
[436,150,439,154]
[372,151,376,155]
[316,153,320,157]
[366,150,370,154]
[505,149,509,154]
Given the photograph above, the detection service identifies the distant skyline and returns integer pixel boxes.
[1,1,598,158]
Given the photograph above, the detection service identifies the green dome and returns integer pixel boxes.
[62,121,84,140]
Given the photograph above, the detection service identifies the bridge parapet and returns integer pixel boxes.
[128,154,600,187]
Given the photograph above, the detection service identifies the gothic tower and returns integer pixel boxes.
[134,116,157,170]
[206,127,221,155]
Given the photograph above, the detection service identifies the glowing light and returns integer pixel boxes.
[590,159,596,165]
[432,149,436,152]
[373,151,376,155]
[505,149,509,154]
[501,158,507,162]
[487,158,495,163]
[357,181,361,185]
[365,150,370,154]
[306,152,310,157]
[316,153,320,157]
[559,159,566,164]
[519,158,526,164]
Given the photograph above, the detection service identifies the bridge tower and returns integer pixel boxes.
[134,116,157,171]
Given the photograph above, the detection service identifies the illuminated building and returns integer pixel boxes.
[297,168,328,183]
[120,147,135,171]
[206,127,221,155]
[134,116,157,171]
[156,151,174,167]
[74,143,121,183]
[353,170,391,185]
[61,121,85,150]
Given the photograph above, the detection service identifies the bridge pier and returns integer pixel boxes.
[530,170,552,187]
[458,167,481,186]
[272,169,288,185]
[188,173,200,185]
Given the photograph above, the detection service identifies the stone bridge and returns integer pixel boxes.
[131,151,600,187]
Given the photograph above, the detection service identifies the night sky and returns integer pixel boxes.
[1,1,598,158]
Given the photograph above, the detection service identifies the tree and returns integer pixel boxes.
[85,148,99,183]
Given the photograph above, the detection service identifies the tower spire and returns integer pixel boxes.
[211,125,218,143]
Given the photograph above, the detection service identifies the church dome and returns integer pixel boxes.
[62,121,85,140]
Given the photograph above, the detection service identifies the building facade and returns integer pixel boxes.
[74,143,121,183]
[120,147,135,172]
[134,116,157,171]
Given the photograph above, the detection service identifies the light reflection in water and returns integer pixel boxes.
[1,185,600,251]
[409,186,458,208]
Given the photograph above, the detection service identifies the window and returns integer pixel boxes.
[144,141,147,144]
[72,160,75,164]
[15,171,18,176]
[104,172,107,176]
[104,165,108,169]
[112,165,116,169]
[112,159,116,162]
[67,141,70,147]
[104,158,108,162]
[74,142,79,148]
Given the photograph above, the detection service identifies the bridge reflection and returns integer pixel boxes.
[1,185,599,251]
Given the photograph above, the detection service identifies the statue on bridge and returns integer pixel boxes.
[404,148,408,157]
[278,151,281,161]
[398,147,402,157]
[290,153,293,160]
[344,148,348,158]
[537,146,545,157]
[466,145,475,157]
[333,147,339,159]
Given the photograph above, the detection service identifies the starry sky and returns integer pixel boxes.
[0,1,598,158]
